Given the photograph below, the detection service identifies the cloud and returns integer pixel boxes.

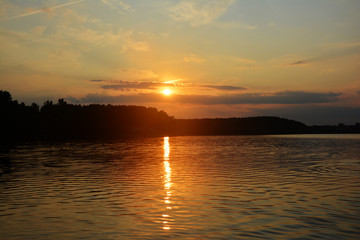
[2,0,84,21]
[125,38,150,51]
[202,85,246,91]
[95,69,159,81]
[69,92,162,104]
[70,90,341,105]
[126,40,150,51]
[169,0,234,26]
[101,0,134,13]
[0,6,153,73]
[90,79,177,91]
[290,60,307,65]
[92,79,246,92]
[288,41,360,66]
[184,54,206,63]
[100,81,171,91]
[89,80,104,82]
[172,91,341,105]
[71,93,358,125]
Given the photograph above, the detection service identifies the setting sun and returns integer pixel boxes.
[163,89,172,96]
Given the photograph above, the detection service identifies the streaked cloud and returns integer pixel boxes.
[184,54,206,63]
[1,1,359,124]
[172,91,341,105]
[69,92,160,104]
[125,39,150,51]
[288,41,360,66]
[106,68,159,81]
[290,60,307,65]
[202,85,246,91]
[70,91,341,105]
[99,81,170,91]
[101,0,134,13]
[2,0,84,21]
[91,79,246,92]
[89,80,104,82]
[169,0,234,26]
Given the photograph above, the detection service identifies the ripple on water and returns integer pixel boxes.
[0,135,359,239]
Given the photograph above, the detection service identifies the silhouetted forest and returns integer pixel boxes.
[1,90,172,141]
[1,90,359,142]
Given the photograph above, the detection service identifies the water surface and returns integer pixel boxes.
[1,135,360,239]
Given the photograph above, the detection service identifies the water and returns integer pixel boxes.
[1,135,360,239]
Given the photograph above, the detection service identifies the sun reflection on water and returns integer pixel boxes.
[162,136,172,230]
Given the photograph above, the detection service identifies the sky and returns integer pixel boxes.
[1,0,360,125]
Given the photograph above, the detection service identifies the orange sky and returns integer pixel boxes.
[1,0,359,124]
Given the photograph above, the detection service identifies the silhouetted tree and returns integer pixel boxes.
[57,98,67,105]
[1,89,359,142]
[0,90,12,105]
[30,103,40,113]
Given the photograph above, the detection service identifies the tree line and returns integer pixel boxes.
[1,90,172,141]
[1,90,359,142]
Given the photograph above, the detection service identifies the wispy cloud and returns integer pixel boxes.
[2,0,84,21]
[184,54,206,63]
[91,79,246,92]
[71,90,341,105]
[290,60,307,65]
[202,85,246,91]
[90,79,179,91]
[99,81,171,91]
[288,41,360,66]
[172,91,341,105]
[69,92,160,104]
[169,0,234,26]
[101,0,133,13]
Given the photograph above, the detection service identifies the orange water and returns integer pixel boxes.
[1,135,359,239]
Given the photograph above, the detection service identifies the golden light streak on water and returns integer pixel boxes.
[164,137,170,160]
[162,136,172,230]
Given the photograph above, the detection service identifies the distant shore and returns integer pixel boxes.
[1,90,359,142]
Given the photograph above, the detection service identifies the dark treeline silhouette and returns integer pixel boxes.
[308,123,360,134]
[1,90,172,142]
[171,117,308,136]
[1,90,359,142]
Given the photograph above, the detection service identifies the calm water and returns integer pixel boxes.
[1,135,360,239]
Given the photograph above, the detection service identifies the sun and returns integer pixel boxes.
[162,89,172,96]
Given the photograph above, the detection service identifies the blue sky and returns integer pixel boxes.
[1,0,359,124]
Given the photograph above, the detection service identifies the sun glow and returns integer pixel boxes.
[162,89,172,96]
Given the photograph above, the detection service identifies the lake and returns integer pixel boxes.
[1,135,359,239]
